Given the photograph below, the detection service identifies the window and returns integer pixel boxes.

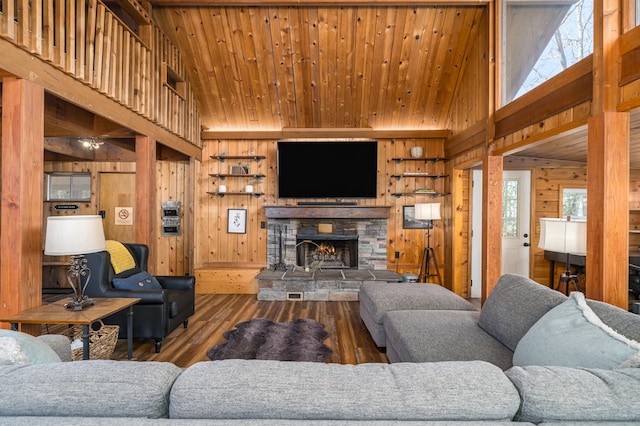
[502,0,594,104]
[45,173,92,201]
[561,187,587,219]
[503,178,519,238]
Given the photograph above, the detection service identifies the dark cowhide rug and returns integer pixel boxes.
[206,318,332,362]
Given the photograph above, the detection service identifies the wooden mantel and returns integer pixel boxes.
[264,206,391,219]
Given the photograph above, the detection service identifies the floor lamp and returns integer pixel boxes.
[538,217,586,295]
[415,203,442,284]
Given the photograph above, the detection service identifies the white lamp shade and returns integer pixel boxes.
[414,203,441,221]
[44,215,107,256]
[538,218,586,255]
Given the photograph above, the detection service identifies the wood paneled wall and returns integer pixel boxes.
[195,138,448,280]
[531,167,587,285]
[43,160,192,277]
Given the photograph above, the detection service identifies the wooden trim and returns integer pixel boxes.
[445,121,487,158]
[202,128,451,140]
[620,46,640,86]
[264,206,391,219]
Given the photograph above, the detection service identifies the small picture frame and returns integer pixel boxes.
[228,209,247,234]
[230,164,250,175]
[403,205,432,229]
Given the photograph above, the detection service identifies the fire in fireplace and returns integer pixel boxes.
[295,234,358,270]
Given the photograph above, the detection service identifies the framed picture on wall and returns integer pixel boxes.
[403,205,431,229]
[228,209,247,234]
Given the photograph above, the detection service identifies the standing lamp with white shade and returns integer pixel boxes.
[44,215,107,310]
[415,203,443,284]
[538,217,586,295]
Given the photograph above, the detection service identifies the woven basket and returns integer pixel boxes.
[61,320,119,361]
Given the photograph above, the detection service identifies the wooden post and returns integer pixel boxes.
[482,155,503,302]
[586,0,629,308]
[1,78,45,332]
[135,135,157,272]
[587,113,629,308]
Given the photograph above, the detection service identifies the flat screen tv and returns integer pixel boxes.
[277,141,378,199]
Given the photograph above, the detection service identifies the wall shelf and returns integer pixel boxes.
[391,157,446,164]
[390,192,450,198]
[211,155,265,162]
[390,174,449,181]
[209,173,265,180]
[207,192,264,198]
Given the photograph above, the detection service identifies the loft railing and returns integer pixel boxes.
[0,0,201,148]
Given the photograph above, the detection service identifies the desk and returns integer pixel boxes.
[543,251,586,294]
[0,298,140,360]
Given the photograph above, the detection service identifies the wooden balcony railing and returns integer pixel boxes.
[0,0,201,148]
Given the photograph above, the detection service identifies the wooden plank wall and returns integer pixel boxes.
[194,138,448,283]
[43,160,191,277]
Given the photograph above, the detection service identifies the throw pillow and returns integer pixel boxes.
[513,291,640,369]
[113,271,162,290]
[0,330,62,365]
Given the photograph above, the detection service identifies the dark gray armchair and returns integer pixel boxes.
[84,243,195,352]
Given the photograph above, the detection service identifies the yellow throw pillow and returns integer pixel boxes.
[105,240,136,274]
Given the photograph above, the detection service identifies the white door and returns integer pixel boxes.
[470,170,531,298]
[501,171,531,275]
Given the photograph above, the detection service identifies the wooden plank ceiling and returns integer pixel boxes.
[153,5,485,131]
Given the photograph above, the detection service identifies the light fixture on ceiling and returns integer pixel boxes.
[78,137,104,150]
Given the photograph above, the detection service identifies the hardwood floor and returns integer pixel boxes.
[109,294,388,368]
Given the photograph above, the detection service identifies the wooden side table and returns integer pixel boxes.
[0,298,140,360]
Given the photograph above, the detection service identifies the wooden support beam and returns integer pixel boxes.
[481,155,502,303]
[587,113,629,309]
[135,135,158,271]
[1,78,44,333]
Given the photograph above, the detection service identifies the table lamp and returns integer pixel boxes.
[415,203,442,284]
[44,215,106,310]
[538,217,586,294]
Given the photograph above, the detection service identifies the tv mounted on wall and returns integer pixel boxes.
[277,141,378,199]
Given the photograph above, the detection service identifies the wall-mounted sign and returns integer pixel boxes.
[54,204,79,210]
[115,207,133,225]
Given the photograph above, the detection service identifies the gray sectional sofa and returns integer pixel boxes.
[0,273,639,424]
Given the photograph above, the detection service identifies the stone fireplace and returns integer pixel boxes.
[267,218,387,271]
[258,206,401,301]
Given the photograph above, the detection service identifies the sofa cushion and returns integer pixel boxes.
[513,292,640,369]
[478,274,567,351]
[113,271,162,290]
[383,310,514,369]
[0,360,181,418]
[359,282,477,346]
[171,359,521,422]
[0,330,61,365]
[506,366,640,423]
